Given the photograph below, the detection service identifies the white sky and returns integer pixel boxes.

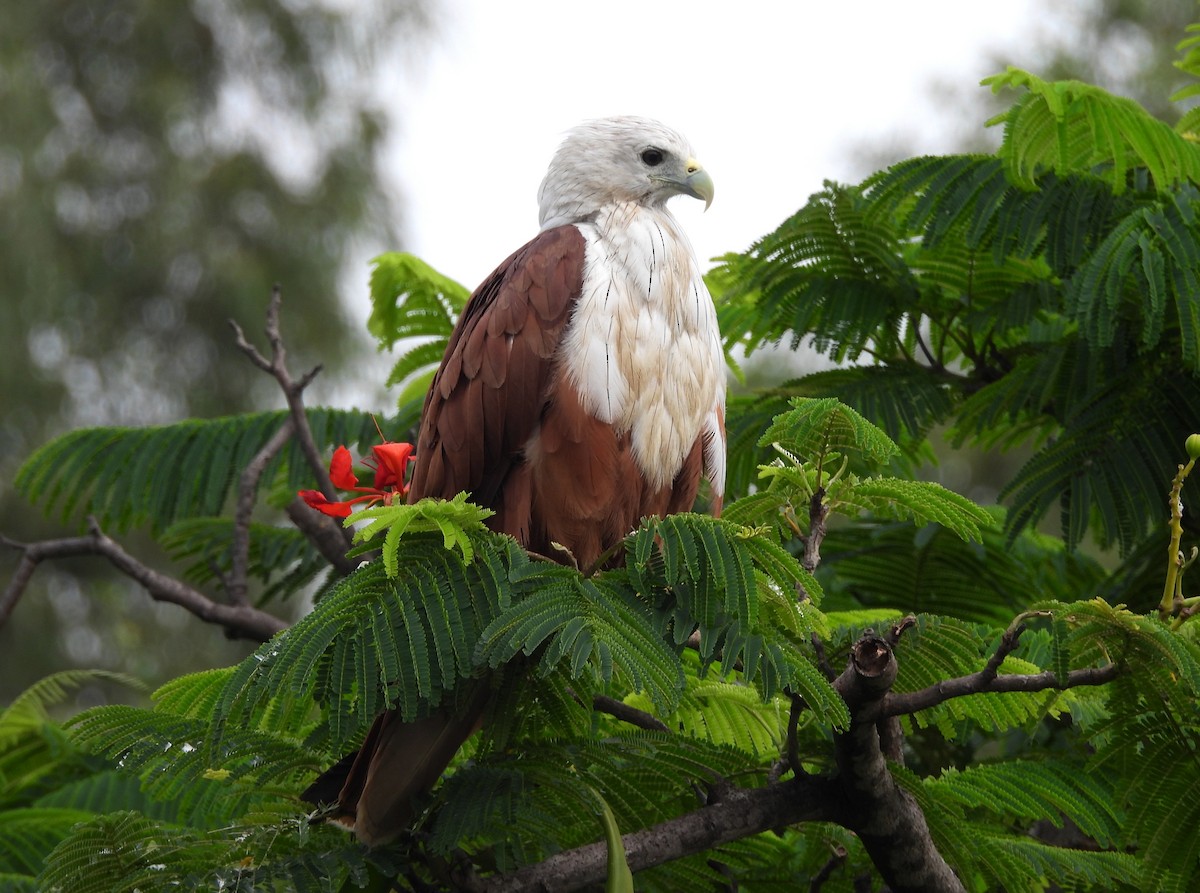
[386,0,1044,290]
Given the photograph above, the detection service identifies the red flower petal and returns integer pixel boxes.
[328,445,359,490]
[371,441,415,489]
[299,489,354,518]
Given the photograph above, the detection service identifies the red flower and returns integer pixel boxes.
[300,442,415,518]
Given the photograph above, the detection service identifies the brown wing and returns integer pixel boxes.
[406,224,585,538]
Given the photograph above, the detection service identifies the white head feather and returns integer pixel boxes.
[537,116,713,231]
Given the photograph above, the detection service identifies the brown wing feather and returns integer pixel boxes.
[406,225,586,511]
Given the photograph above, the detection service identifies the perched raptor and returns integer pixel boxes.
[306,116,727,845]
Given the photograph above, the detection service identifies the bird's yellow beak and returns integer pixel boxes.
[682,158,714,210]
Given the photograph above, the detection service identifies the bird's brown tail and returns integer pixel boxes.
[303,682,490,846]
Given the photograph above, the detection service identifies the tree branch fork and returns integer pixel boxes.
[472,615,1119,893]
[1,287,348,642]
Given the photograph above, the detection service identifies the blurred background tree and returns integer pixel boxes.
[855,0,1198,170]
[0,0,431,702]
[841,0,1200,510]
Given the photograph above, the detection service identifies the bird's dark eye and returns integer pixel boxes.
[641,148,665,167]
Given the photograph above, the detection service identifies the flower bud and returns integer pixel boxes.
[1187,433,1200,461]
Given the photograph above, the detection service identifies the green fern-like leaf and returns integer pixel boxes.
[0,671,146,810]
[833,477,996,543]
[477,573,685,714]
[159,518,328,604]
[430,733,752,869]
[984,67,1200,194]
[67,704,318,827]
[714,182,917,364]
[816,519,1064,624]
[36,811,205,893]
[760,397,899,472]
[210,533,518,753]
[0,807,94,877]
[367,252,470,425]
[367,251,469,349]
[14,409,387,533]
[629,513,760,640]
[347,493,495,574]
[930,759,1122,847]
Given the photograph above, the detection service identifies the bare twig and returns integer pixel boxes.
[912,320,939,370]
[979,611,1049,685]
[809,844,848,892]
[862,610,1120,721]
[1,533,95,628]
[231,287,356,572]
[228,418,297,605]
[885,615,918,647]
[871,662,1120,721]
[811,632,835,681]
[229,286,334,504]
[0,521,287,641]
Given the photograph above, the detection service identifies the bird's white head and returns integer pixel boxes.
[537,116,714,230]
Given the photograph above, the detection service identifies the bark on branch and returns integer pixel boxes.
[227,417,297,606]
[229,286,356,570]
[865,613,1121,722]
[471,776,835,893]
[1,520,287,642]
[829,632,966,893]
[229,285,342,511]
[463,612,1125,893]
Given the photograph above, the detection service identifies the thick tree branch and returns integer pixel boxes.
[0,520,287,642]
[830,634,965,893]
[284,497,358,576]
[471,777,834,893]
[1,533,95,628]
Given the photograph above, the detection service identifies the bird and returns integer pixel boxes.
[304,116,727,845]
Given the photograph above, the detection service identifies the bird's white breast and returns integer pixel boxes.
[561,203,725,493]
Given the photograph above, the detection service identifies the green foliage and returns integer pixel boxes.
[14,409,389,533]
[0,672,148,889]
[428,732,754,874]
[214,533,513,744]
[595,788,635,893]
[983,67,1200,193]
[367,252,471,430]
[346,492,495,573]
[160,518,328,604]
[714,86,1200,552]
[816,512,1109,624]
[732,398,996,562]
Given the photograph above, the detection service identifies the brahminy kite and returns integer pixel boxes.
[306,116,727,845]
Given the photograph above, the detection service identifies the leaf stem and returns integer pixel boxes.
[1159,457,1195,619]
